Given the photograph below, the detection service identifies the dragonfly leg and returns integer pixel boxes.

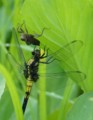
[46,56,56,63]
[23,21,28,33]
[17,24,24,33]
[40,46,49,58]
[40,58,56,64]
[40,54,61,64]
[40,55,56,64]
[17,21,28,33]
[34,27,48,38]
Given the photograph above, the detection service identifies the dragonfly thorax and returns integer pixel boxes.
[32,49,40,60]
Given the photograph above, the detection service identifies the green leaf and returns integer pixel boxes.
[66,92,93,120]
[12,0,89,119]
[0,73,5,99]
[0,64,24,120]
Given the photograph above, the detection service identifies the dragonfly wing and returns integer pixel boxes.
[36,70,86,92]
[46,40,83,63]
[40,71,86,80]
[7,52,24,72]
[12,27,26,66]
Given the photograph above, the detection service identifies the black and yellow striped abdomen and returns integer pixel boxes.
[22,78,33,113]
[22,50,40,114]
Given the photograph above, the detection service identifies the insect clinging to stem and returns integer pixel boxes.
[17,21,47,46]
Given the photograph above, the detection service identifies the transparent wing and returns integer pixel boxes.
[35,60,86,92]
[34,70,86,93]
[7,51,26,92]
[40,71,86,80]
[46,40,83,63]
[43,40,84,85]
[7,52,24,72]
[12,27,26,67]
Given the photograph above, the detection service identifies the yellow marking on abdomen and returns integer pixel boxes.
[27,59,34,65]
[26,79,33,93]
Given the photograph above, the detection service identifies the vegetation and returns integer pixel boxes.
[0,0,93,120]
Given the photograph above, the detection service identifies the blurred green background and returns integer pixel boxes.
[0,0,93,120]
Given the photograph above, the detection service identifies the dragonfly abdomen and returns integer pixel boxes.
[22,79,33,113]
[29,60,39,82]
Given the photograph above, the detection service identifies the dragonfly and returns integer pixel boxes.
[10,28,51,113]
[9,28,86,114]
[17,21,46,46]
